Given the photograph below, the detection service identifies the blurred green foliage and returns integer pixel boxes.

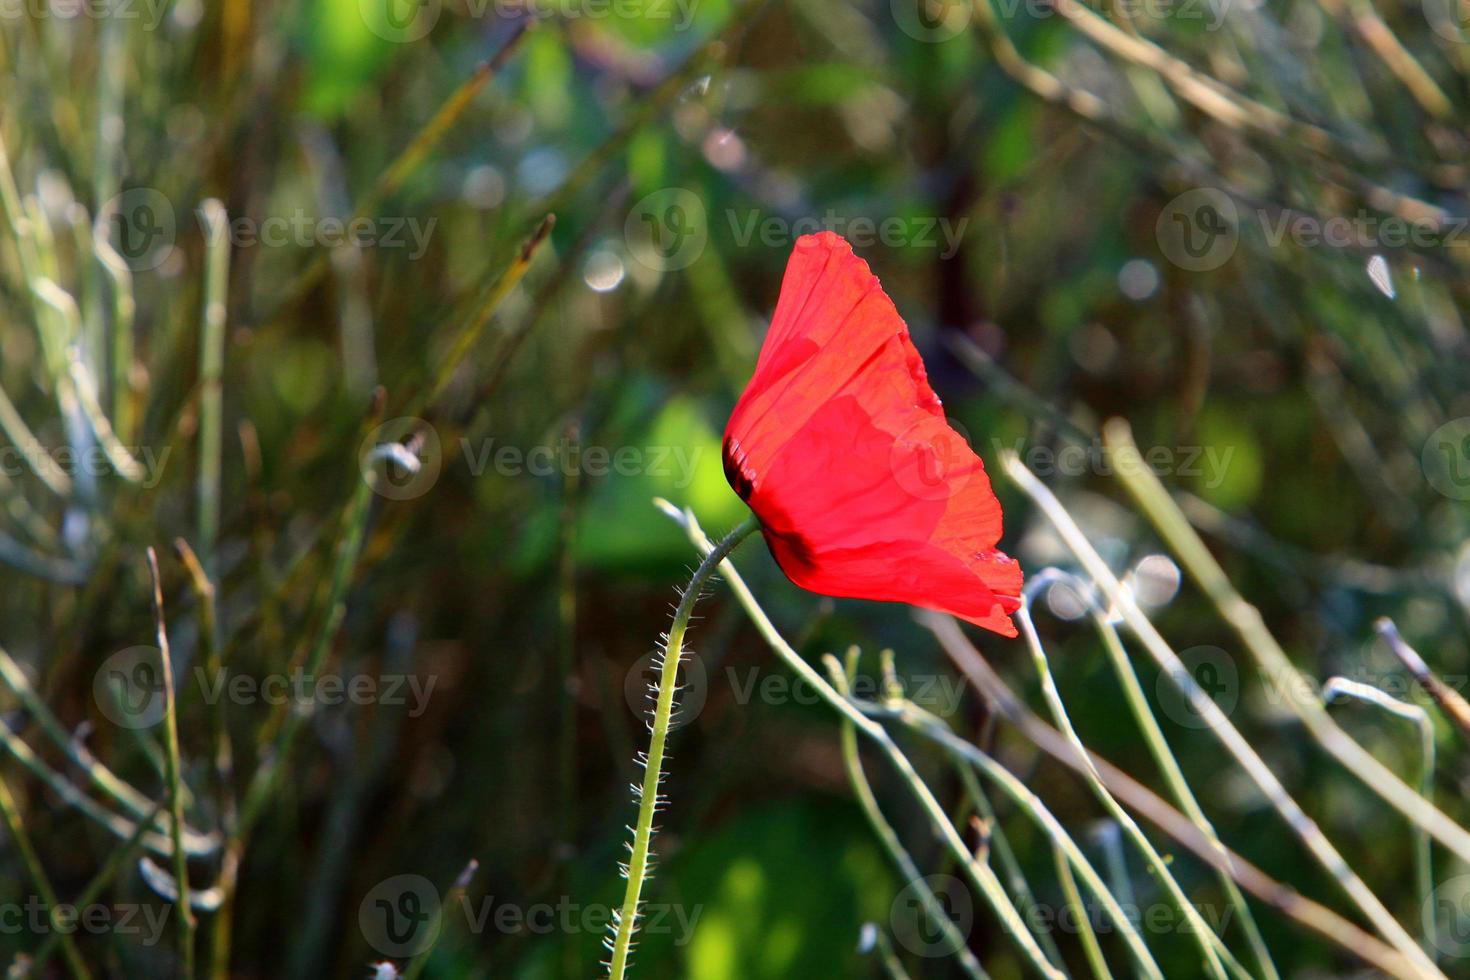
[2,0,1470,975]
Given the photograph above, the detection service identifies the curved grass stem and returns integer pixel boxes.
[1323,676,1438,955]
[822,652,990,980]
[659,504,1069,980]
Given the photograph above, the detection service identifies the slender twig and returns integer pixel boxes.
[1036,569,1279,980]
[918,614,1433,979]
[658,503,1094,980]
[862,926,917,980]
[196,199,229,580]
[174,537,237,980]
[822,652,989,980]
[0,774,90,978]
[1097,423,1470,866]
[1005,446,1443,978]
[1015,578,1240,980]
[29,801,165,976]
[235,440,378,839]
[268,23,533,317]
[147,548,195,978]
[1053,841,1110,980]
[1323,676,1438,955]
[406,214,555,417]
[403,860,480,980]
[1377,618,1470,741]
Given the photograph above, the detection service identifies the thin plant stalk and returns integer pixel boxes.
[1031,568,1278,980]
[174,538,236,980]
[29,802,165,975]
[822,652,990,980]
[866,928,917,980]
[1377,618,1470,741]
[1053,842,1111,980]
[896,702,1161,980]
[1088,595,1278,980]
[1004,449,1443,978]
[403,861,480,980]
[147,548,195,979]
[197,199,229,579]
[0,774,90,979]
[1016,578,1238,980]
[605,515,759,980]
[1100,420,1470,865]
[658,503,1090,980]
[895,623,1431,979]
[938,732,1064,971]
[1323,677,1437,954]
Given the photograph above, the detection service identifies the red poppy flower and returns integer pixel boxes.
[723,232,1022,637]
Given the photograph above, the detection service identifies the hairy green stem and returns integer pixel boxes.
[605,515,758,980]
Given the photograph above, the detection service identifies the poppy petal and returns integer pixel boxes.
[724,232,1022,636]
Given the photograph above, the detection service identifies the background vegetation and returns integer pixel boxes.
[2,0,1469,975]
